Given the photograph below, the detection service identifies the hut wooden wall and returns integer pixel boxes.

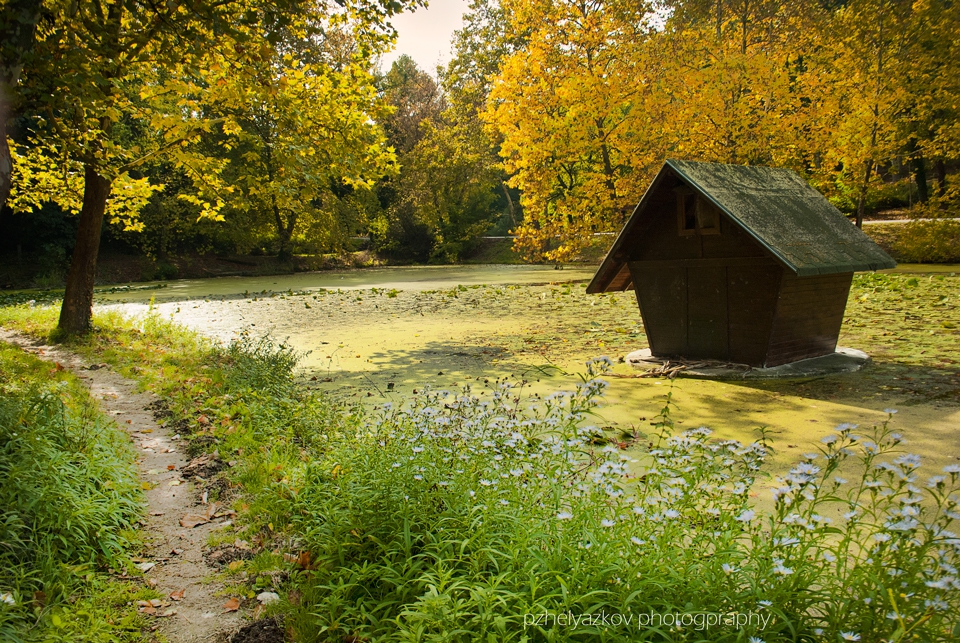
[629,263,686,356]
[625,180,787,366]
[765,272,852,366]
[629,259,783,365]
[625,182,767,263]
[728,262,783,365]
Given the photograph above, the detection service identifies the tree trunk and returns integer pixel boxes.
[272,198,297,262]
[933,159,946,199]
[501,182,517,228]
[855,160,873,229]
[0,114,10,210]
[58,164,111,334]
[912,153,928,204]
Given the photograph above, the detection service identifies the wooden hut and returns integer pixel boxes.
[587,159,896,367]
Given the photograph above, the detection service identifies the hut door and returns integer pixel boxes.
[686,267,729,359]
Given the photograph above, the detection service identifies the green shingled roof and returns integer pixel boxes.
[667,159,896,276]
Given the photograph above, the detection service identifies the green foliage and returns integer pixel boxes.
[0,344,146,642]
[372,55,505,262]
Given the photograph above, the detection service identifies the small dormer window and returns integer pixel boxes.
[696,198,721,235]
[676,187,697,236]
[675,187,721,236]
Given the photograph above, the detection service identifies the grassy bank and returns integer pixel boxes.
[3,306,960,641]
[0,342,151,642]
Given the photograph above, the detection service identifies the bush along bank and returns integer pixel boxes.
[0,343,150,642]
[2,308,960,641]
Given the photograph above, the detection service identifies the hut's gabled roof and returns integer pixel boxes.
[587,159,896,293]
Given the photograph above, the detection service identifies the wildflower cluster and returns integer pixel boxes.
[282,363,960,642]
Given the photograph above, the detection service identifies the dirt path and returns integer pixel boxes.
[0,329,248,642]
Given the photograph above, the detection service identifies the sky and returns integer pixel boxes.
[379,0,470,75]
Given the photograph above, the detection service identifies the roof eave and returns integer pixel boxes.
[586,164,676,293]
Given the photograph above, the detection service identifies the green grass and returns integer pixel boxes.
[0,342,151,642]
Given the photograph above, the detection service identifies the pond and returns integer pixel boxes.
[95,264,598,301]
[96,264,960,484]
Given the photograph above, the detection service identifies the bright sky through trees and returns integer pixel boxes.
[380,0,468,74]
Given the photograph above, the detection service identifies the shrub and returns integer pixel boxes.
[892,219,960,263]
[278,360,960,642]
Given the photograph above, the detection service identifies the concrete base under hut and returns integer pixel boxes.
[625,347,870,380]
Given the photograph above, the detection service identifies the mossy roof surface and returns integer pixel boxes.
[669,159,896,276]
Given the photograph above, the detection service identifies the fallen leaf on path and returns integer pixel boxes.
[205,503,219,520]
[135,562,156,573]
[168,479,182,486]
[149,511,164,516]
[170,548,184,555]
[159,608,177,617]
[222,597,241,612]
[179,514,210,528]
[227,560,244,572]
[167,464,176,471]
[139,606,157,615]
[169,589,185,601]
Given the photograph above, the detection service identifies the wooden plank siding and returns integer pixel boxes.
[630,263,687,356]
[727,263,783,366]
[686,267,729,358]
[765,272,853,366]
[629,259,783,365]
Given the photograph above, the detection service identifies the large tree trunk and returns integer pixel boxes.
[501,182,517,228]
[58,165,111,334]
[0,0,43,211]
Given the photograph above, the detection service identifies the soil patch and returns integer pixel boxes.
[205,545,256,570]
[229,617,286,643]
